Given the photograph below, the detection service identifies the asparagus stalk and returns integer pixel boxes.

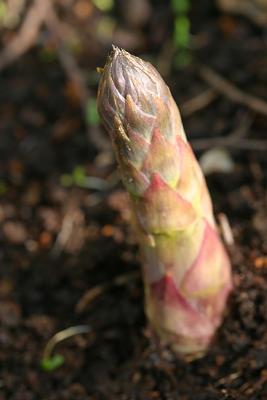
[97,47,233,357]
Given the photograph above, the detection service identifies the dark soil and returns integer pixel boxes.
[0,1,267,399]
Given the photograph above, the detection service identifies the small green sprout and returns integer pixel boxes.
[41,325,91,372]
[41,354,65,372]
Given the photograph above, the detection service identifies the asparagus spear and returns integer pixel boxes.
[97,47,233,357]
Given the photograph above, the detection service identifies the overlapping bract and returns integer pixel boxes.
[97,47,232,357]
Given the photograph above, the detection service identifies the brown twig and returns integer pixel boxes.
[192,137,267,151]
[218,213,234,246]
[44,4,110,151]
[198,64,267,117]
[0,0,109,150]
[0,0,49,71]
[75,271,140,313]
[0,0,88,102]
[191,112,267,151]
[51,212,77,257]
[181,88,218,117]
[44,5,90,107]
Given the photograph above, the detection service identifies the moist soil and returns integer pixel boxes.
[0,1,267,399]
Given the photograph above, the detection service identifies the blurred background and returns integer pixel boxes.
[0,1,267,399]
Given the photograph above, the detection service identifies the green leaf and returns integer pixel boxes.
[86,98,100,126]
[0,1,7,22]
[92,0,114,12]
[41,355,65,372]
[173,16,190,49]
[171,0,190,14]
[72,166,87,186]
